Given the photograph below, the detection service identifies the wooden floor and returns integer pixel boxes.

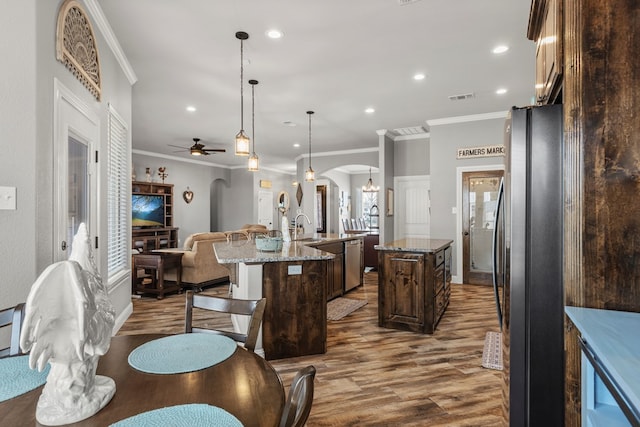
[118,272,504,426]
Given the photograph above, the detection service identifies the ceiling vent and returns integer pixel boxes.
[448,93,476,101]
[397,0,422,5]
[393,126,427,136]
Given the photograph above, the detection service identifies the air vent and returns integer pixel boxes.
[397,0,422,5]
[393,126,427,136]
[448,93,476,101]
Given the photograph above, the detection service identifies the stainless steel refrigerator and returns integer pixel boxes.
[493,104,564,426]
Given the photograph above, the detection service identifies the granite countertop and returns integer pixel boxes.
[374,238,453,253]
[213,240,335,264]
[565,306,640,418]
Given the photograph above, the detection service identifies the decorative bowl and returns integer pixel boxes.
[255,236,283,251]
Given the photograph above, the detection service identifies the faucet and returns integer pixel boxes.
[294,213,311,241]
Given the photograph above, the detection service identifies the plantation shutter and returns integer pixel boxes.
[107,104,129,279]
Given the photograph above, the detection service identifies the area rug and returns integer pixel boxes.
[481,331,503,370]
[327,297,368,321]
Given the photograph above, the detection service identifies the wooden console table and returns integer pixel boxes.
[132,252,183,299]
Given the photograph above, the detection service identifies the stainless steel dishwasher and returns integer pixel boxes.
[344,238,362,291]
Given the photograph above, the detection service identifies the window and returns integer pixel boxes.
[107,104,129,281]
[362,191,378,229]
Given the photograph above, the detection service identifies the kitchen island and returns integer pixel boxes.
[213,238,335,360]
[375,238,453,334]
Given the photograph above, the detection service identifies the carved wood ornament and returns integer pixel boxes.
[56,0,102,100]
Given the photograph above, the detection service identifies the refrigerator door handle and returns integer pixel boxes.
[492,177,504,330]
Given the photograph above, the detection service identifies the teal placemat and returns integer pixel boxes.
[0,355,49,402]
[110,404,243,427]
[128,333,237,374]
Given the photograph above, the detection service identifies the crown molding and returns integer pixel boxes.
[83,0,137,84]
[426,111,507,127]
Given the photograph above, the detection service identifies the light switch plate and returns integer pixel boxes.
[287,265,302,275]
[0,186,16,210]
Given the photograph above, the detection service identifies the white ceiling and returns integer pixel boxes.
[98,0,535,173]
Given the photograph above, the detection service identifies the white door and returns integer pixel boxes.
[395,176,430,239]
[53,80,99,261]
[258,190,273,228]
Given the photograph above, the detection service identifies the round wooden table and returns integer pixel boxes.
[0,334,285,427]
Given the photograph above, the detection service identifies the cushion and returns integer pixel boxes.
[183,232,227,250]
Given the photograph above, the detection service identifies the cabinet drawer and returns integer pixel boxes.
[434,266,445,295]
[435,249,445,267]
[435,289,447,320]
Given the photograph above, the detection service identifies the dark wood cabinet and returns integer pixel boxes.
[310,241,344,301]
[261,260,327,360]
[528,0,562,105]
[363,234,379,269]
[378,243,451,334]
[132,181,178,250]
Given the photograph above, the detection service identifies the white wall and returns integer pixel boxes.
[1,0,135,342]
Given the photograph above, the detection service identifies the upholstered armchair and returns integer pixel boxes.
[164,232,230,290]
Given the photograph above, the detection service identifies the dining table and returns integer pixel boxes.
[0,333,285,427]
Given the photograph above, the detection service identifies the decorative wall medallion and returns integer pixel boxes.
[56,0,102,100]
[296,183,303,206]
[183,188,194,204]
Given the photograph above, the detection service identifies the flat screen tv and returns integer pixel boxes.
[132,194,164,227]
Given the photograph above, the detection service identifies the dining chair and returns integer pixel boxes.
[279,365,317,427]
[0,303,25,358]
[184,291,266,352]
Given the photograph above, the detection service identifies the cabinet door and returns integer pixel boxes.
[534,0,562,104]
[379,253,424,330]
[328,253,344,300]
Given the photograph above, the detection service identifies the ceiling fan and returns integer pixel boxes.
[169,138,226,156]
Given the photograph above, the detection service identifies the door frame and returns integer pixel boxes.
[455,164,503,284]
[53,78,100,263]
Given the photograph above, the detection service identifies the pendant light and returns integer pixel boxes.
[362,168,380,192]
[247,79,259,171]
[305,111,315,182]
[234,31,250,156]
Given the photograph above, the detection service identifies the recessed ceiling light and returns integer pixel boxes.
[365,107,375,114]
[293,143,300,148]
[413,73,426,81]
[266,29,283,39]
[492,45,509,54]
[186,106,196,112]
[496,88,508,95]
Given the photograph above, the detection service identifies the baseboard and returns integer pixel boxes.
[112,301,133,335]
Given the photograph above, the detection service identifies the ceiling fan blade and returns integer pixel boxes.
[168,144,189,150]
[202,148,226,153]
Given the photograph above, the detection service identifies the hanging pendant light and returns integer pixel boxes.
[234,31,250,156]
[305,111,315,182]
[362,168,380,192]
[247,79,259,171]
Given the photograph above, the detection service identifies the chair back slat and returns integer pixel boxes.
[279,365,316,427]
[0,303,25,358]
[184,291,266,352]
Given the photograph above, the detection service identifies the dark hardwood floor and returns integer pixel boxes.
[118,272,504,426]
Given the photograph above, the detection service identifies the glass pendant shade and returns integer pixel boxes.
[235,131,250,156]
[247,79,259,171]
[305,110,315,182]
[362,168,379,192]
[305,166,315,182]
[248,153,259,171]
[235,31,250,156]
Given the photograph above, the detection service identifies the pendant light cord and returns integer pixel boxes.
[240,39,244,131]
[251,83,255,150]
[308,112,312,168]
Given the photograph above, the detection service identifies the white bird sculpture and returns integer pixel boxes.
[20,223,116,426]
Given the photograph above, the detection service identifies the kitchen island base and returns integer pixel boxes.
[376,239,452,334]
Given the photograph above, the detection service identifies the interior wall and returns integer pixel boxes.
[429,116,507,281]
[0,0,37,318]
[395,137,429,176]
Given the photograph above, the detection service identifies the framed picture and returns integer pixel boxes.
[386,188,394,216]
